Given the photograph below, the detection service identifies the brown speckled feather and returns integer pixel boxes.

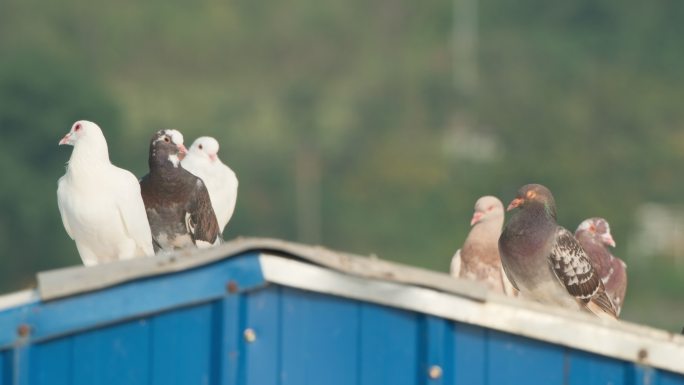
[550,228,617,317]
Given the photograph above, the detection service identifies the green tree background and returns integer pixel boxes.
[1,0,683,331]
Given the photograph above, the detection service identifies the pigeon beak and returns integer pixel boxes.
[470,211,484,226]
[177,144,188,159]
[58,133,73,146]
[602,233,616,248]
[209,153,218,162]
[507,198,524,211]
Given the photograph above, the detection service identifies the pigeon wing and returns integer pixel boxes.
[500,265,519,297]
[187,178,220,248]
[214,163,239,232]
[498,252,521,291]
[450,249,462,277]
[114,168,155,256]
[549,227,617,317]
[56,176,75,240]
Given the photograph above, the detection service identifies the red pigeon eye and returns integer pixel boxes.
[74,123,81,131]
[199,144,203,150]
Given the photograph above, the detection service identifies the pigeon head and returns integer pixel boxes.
[149,129,188,168]
[506,184,557,218]
[188,136,220,163]
[470,196,504,226]
[576,217,616,247]
[59,121,103,147]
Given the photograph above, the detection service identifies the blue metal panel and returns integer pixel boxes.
[487,330,566,385]
[629,365,658,385]
[150,304,214,385]
[0,350,9,385]
[280,287,360,385]
[218,295,241,385]
[358,304,420,385]
[567,349,626,385]
[71,319,151,385]
[450,322,487,385]
[241,286,281,385]
[663,370,684,385]
[13,343,32,385]
[0,253,264,349]
[422,316,449,385]
[33,338,73,385]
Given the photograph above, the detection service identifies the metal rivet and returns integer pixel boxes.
[428,365,442,379]
[17,324,31,337]
[244,328,256,343]
[637,348,648,361]
[227,281,238,293]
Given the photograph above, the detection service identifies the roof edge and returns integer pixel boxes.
[37,237,487,302]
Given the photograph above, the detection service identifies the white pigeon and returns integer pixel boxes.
[181,136,238,234]
[57,120,155,265]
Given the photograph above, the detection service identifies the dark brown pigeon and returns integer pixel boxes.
[575,218,627,316]
[498,184,618,319]
[140,129,221,252]
[450,196,516,296]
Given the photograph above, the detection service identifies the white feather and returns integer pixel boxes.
[168,154,180,168]
[195,240,213,249]
[165,129,184,145]
[57,121,154,265]
[450,249,462,277]
[182,137,238,233]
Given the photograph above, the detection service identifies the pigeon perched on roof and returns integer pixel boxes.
[139,129,221,252]
[575,218,627,316]
[181,136,238,234]
[498,184,618,319]
[450,196,516,296]
[57,120,154,265]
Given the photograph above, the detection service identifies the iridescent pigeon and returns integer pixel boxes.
[498,184,618,319]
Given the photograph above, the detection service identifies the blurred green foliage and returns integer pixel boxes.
[0,0,683,331]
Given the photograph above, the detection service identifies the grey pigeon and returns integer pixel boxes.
[575,218,627,316]
[57,120,154,265]
[450,196,516,296]
[498,184,618,319]
[140,129,221,252]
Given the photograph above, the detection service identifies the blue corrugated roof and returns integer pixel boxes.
[0,238,681,384]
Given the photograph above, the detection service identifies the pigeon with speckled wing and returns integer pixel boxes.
[498,184,617,319]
